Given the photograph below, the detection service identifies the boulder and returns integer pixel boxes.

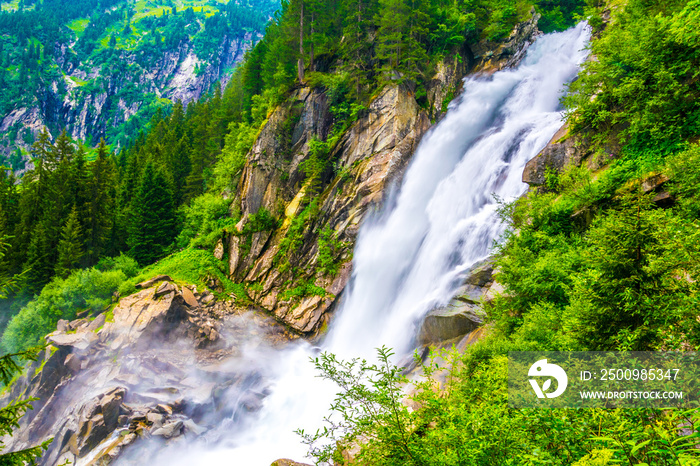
[213,239,225,260]
[69,318,89,331]
[79,413,110,455]
[151,420,183,439]
[464,261,495,287]
[136,275,173,289]
[57,319,69,332]
[642,173,669,193]
[102,288,188,348]
[64,354,82,373]
[522,123,584,186]
[156,404,173,415]
[146,412,164,428]
[418,302,484,345]
[47,332,98,351]
[87,313,106,332]
[181,287,199,308]
[100,388,126,430]
[155,282,177,297]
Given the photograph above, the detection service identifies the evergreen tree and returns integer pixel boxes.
[83,140,116,264]
[54,206,83,279]
[128,163,177,265]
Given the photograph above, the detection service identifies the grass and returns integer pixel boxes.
[67,75,89,87]
[67,18,90,36]
[118,247,235,298]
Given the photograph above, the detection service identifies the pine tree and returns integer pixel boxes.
[23,222,52,292]
[375,0,408,77]
[128,163,177,265]
[54,207,83,279]
[85,140,115,265]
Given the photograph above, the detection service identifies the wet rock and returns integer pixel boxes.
[418,303,484,345]
[239,390,266,412]
[136,275,173,289]
[64,353,82,373]
[151,420,183,439]
[101,388,126,430]
[156,404,173,415]
[79,413,110,454]
[146,412,164,428]
[182,419,207,436]
[464,261,495,287]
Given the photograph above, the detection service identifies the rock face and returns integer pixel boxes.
[1,277,295,466]
[471,9,542,72]
[227,84,431,335]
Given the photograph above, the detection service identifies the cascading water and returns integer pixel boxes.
[151,22,590,466]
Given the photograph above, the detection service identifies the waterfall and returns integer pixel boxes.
[151,22,590,466]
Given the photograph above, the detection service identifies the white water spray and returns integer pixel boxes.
[156,23,590,466]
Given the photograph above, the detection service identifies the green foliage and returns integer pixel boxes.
[316,225,347,276]
[304,346,700,465]
[128,163,178,265]
[535,0,585,33]
[2,267,127,352]
[119,247,234,299]
[54,206,84,279]
[176,194,237,250]
[0,346,53,465]
[298,346,419,465]
[278,279,327,301]
[276,197,321,274]
[0,0,279,155]
[565,0,700,157]
[212,121,258,192]
[94,253,140,278]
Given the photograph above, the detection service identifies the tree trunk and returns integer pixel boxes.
[310,12,315,72]
[298,0,305,83]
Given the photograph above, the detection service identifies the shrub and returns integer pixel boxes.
[176,194,237,250]
[2,268,127,352]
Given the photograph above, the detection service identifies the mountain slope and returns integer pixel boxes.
[0,0,278,170]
